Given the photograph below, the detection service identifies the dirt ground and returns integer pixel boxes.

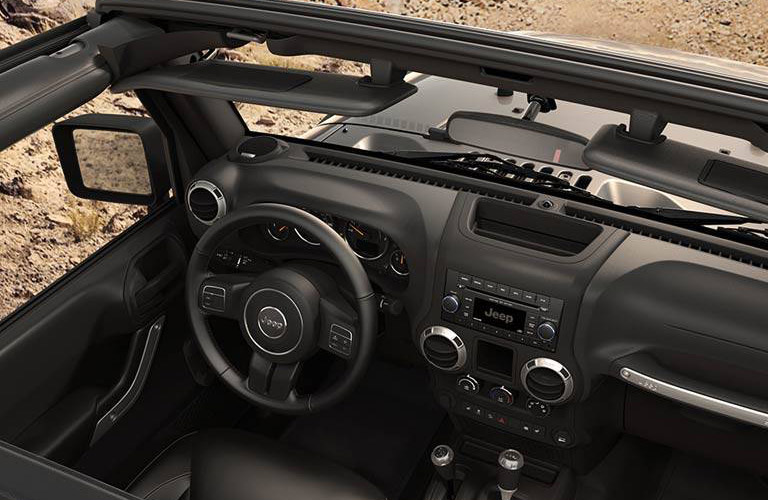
[0,0,766,318]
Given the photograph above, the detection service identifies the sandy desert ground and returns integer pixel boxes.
[0,0,765,317]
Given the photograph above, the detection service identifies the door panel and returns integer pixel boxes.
[0,202,190,463]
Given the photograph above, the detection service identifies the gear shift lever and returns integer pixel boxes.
[497,449,524,500]
[431,444,456,500]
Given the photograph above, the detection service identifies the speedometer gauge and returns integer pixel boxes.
[345,221,388,260]
[295,211,334,245]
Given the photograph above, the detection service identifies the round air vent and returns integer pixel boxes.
[520,358,574,405]
[187,180,226,225]
[419,326,466,372]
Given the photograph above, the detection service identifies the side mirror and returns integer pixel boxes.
[53,114,170,206]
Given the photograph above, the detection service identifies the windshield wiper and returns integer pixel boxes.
[628,206,759,227]
[385,151,598,198]
[715,226,768,243]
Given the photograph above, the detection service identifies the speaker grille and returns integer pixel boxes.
[239,136,280,157]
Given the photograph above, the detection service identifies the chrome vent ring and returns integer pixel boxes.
[419,326,466,372]
[187,180,226,225]
[520,358,574,405]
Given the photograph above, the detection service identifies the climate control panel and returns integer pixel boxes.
[441,269,565,352]
[448,372,572,447]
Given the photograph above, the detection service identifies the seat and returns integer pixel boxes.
[127,429,387,500]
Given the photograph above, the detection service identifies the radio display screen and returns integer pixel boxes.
[472,297,526,331]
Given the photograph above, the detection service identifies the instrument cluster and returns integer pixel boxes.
[263,210,409,279]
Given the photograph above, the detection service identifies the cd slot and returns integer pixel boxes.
[472,287,532,309]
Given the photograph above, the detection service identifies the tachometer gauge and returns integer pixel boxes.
[345,221,388,260]
[389,249,409,276]
[295,211,335,246]
[267,221,292,241]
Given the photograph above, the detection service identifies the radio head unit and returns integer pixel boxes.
[441,269,564,352]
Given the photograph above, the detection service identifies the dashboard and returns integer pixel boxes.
[184,135,768,475]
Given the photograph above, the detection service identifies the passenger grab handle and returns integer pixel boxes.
[614,354,768,430]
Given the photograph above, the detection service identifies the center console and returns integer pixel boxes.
[420,268,576,449]
[415,194,625,474]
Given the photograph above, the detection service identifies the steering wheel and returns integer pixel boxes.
[186,203,378,414]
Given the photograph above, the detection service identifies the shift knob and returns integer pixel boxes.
[497,449,524,500]
[431,445,456,499]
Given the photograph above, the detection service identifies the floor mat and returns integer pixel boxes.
[281,361,446,499]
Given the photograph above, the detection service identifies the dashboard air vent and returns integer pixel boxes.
[419,326,466,372]
[521,358,573,405]
[526,368,565,399]
[424,336,458,368]
[187,180,226,225]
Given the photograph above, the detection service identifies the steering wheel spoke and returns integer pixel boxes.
[198,274,253,319]
[247,352,303,401]
[318,297,358,359]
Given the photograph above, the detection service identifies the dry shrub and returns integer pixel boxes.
[65,200,102,242]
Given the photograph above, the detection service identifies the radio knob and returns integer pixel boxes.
[536,321,557,341]
[441,294,461,314]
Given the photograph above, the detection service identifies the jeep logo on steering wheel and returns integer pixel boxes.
[257,306,288,339]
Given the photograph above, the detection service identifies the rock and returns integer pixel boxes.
[47,213,72,226]
[1,0,90,33]
[113,96,147,115]
[719,19,732,26]
[256,116,276,126]
[0,176,32,199]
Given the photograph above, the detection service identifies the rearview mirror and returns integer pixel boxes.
[53,114,170,205]
[445,111,589,168]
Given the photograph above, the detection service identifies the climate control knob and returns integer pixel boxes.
[441,294,461,314]
[536,321,557,341]
[489,386,514,406]
[457,375,479,394]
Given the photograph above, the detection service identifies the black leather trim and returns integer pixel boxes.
[127,429,386,500]
[144,473,190,500]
